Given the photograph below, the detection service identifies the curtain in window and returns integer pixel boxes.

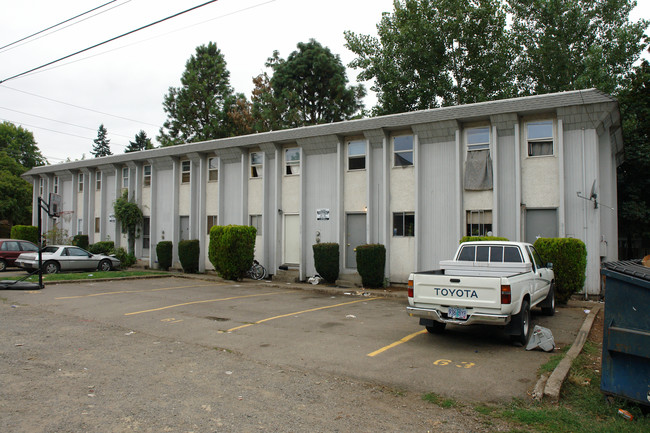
[464,149,493,190]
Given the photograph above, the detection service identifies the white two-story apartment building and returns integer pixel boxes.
[23,89,622,295]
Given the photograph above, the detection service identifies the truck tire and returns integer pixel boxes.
[541,282,556,316]
[426,321,446,334]
[510,299,530,346]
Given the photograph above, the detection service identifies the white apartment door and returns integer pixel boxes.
[346,214,366,268]
[283,214,300,265]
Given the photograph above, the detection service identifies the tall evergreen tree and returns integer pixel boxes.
[157,42,235,146]
[125,130,153,153]
[91,124,112,157]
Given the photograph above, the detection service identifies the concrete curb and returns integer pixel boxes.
[541,303,603,402]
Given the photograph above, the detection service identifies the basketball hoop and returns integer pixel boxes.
[57,210,74,223]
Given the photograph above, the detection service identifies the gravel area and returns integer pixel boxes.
[0,301,512,433]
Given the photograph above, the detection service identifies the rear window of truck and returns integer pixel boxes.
[457,245,523,263]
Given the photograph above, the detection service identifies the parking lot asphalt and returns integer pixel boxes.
[0,275,589,404]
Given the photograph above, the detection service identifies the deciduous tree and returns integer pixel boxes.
[0,121,46,168]
[0,151,33,225]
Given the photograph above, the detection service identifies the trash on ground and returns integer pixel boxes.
[124,331,135,336]
[526,325,555,352]
[346,314,357,319]
[618,409,634,421]
[584,309,591,314]
[225,371,233,375]
[307,275,322,285]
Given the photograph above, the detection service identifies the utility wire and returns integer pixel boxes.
[0,85,162,128]
[0,0,120,51]
[0,0,220,84]
[0,0,133,55]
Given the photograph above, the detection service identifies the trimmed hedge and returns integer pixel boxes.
[179,239,200,273]
[11,225,39,244]
[460,236,509,243]
[312,243,339,283]
[72,234,89,250]
[534,238,587,304]
[113,247,135,268]
[156,241,173,271]
[356,244,386,288]
[88,241,114,255]
[208,225,256,281]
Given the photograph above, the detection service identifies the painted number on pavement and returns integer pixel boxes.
[433,359,475,368]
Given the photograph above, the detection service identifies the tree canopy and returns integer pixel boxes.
[91,124,112,157]
[0,150,33,225]
[157,42,236,146]
[0,121,46,168]
[125,130,154,153]
[255,40,366,130]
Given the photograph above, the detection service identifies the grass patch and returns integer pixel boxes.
[0,270,167,282]
[422,392,458,408]
[538,344,570,375]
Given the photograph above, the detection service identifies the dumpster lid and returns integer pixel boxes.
[602,260,650,281]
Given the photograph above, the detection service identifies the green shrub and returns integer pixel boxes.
[356,244,386,288]
[312,243,339,283]
[179,239,200,273]
[88,241,114,255]
[460,236,509,243]
[72,234,89,250]
[534,238,587,304]
[208,225,256,281]
[113,247,135,268]
[156,241,173,271]
[11,225,38,244]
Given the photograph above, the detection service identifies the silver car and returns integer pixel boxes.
[15,245,121,274]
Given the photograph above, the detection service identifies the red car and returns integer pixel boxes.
[0,239,39,272]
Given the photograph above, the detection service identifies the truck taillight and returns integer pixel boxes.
[501,285,511,304]
[408,279,413,298]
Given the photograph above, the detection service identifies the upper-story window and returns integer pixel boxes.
[95,171,101,191]
[467,127,490,151]
[53,176,59,194]
[78,173,84,192]
[285,148,300,175]
[143,165,151,187]
[393,135,413,167]
[527,120,554,157]
[122,167,129,189]
[181,160,191,183]
[38,178,44,197]
[250,152,263,178]
[347,140,366,170]
[208,157,218,182]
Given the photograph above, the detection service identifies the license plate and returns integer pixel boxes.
[448,307,467,320]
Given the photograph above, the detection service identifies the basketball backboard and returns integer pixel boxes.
[48,193,61,217]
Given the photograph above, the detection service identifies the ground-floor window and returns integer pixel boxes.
[249,214,262,235]
[207,215,218,234]
[393,212,415,236]
[466,210,492,236]
[142,217,150,255]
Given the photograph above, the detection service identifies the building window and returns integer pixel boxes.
[122,167,129,189]
[208,157,218,182]
[393,135,413,167]
[77,219,83,235]
[348,140,366,170]
[143,165,151,187]
[250,152,263,178]
[95,171,101,191]
[78,174,84,192]
[466,210,492,236]
[181,160,191,183]
[527,120,554,156]
[285,148,300,175]
[467,127,490,151]
[53,176,59,194]
[249,214,262,235]
[142,217,150,253]
[39,178,44,197]
[94,217,100,233]
[207,215,218,235]
[393,212,415,236]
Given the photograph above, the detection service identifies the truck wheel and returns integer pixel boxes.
[510,299,530,346]
[426,322,446,334]
[541,282,556,316]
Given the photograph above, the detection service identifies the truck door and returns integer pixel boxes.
[526,245,549,303]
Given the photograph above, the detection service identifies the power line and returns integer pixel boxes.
[0,0,220,84]
[0,85,162,128]
[0,0,132,54]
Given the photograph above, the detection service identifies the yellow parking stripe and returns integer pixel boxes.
[367,329,427,357]
[125,290,295,316]
[56,283,222,300]
[226,297,380,332]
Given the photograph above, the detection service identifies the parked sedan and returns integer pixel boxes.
[0,239,39,271]
[15,245,120,274]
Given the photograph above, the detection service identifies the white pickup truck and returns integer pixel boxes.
[407,241,555,345]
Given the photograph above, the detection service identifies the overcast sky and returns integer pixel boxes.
[1,0,647,164]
